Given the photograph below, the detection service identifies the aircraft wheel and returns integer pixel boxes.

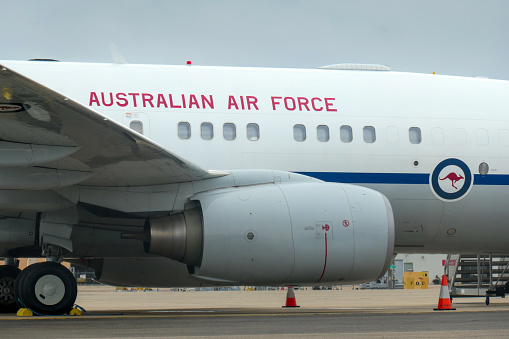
[17,262,77,315]
[14,265,31,309]
[0,265,21,313]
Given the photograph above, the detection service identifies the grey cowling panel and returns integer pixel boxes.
[0,190,73,212]
[90,257,205,288]
[192,184,294,285]
[189,182,394,286]
[0,141,79,167]
[0,167,91,189]
[0,218,36,257]
[339,184,394,283]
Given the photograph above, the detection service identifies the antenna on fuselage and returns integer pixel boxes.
[318,63,390,71]
[109,42,127,64]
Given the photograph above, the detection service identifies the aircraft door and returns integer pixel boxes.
[122,112,151,138]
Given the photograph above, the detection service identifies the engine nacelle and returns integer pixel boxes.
[142,181,394,286]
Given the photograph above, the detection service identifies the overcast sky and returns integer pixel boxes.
[2,0,508,79]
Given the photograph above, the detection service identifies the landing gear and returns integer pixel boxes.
[16,262,77,315]
[0,265,21,313]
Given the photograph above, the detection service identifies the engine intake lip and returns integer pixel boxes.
[379,194,395,280]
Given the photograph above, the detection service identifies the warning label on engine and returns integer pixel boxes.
[316,222,333,239]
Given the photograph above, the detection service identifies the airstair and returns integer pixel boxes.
[445,254,509,304]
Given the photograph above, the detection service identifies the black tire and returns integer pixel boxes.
[0,265,21,313]
[18,262,77,315]
[14,264,34,309]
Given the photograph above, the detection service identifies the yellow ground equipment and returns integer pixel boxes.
[403,272,429,289]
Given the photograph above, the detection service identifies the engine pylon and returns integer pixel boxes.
[434,275,456,311]
[282,287,300,308]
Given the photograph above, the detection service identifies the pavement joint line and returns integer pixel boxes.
[0,308,506,321]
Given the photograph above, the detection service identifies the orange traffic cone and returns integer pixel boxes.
[434,275,456,311]
[282,287,300,308]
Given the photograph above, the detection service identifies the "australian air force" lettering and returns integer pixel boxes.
[88,92,338,112]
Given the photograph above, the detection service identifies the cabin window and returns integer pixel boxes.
[431,128,444,145]
[178,122,191,139]
[454,128,467,145]
[476,129,489,146]
[340,125,353,143]
[247,123,259,141]
[409,127,421,144]
[293,124,306,142]
[363,126,376,143]
[317,125,329,142]
[223,123,236,140]
[201,122,213,140]
[130,120,143,135]
[386,126,399,144]
[499,129,509,146]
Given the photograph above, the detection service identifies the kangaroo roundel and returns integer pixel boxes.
[430,158,473,201]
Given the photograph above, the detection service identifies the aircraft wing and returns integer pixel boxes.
[0,63,223,187]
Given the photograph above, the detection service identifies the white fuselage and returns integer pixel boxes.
[3,60,509,254]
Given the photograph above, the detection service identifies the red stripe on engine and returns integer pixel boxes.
[316,233,328,283]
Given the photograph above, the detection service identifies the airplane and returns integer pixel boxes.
[0,59,508,315]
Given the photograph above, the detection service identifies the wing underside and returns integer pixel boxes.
[0,63,222,192]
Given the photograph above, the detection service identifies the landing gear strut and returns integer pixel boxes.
[0,265,21,313]
[16,262,77,315]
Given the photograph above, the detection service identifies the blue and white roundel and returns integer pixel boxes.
[430,158,473,201]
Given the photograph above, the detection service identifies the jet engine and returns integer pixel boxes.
[139,181,394,286]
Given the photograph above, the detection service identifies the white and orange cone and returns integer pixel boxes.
[282,287,300,308]
[434,275,456,311]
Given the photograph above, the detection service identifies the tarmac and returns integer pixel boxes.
[2,285,509,338]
